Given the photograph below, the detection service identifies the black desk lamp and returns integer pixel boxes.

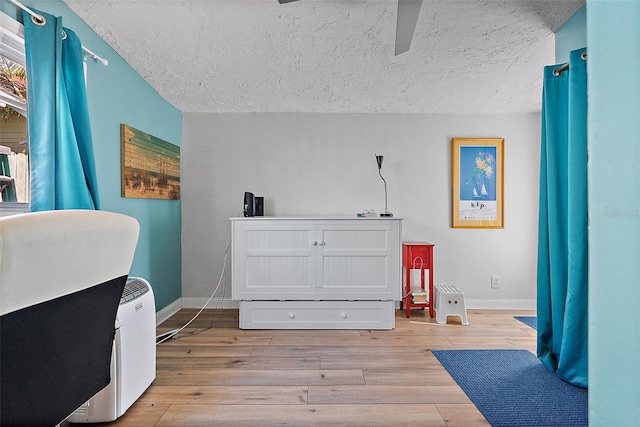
[376,154,393,217]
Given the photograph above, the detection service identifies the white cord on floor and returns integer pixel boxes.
[156,223,232,345]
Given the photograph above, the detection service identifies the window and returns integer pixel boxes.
[0,11,29,213]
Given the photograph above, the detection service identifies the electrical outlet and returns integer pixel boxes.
[491,276,500,289]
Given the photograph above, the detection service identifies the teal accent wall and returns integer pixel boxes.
[587,1,640,425]
[555,6,586,63]
[1,1,182,312]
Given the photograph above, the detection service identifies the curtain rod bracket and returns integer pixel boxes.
[553,50,587,76]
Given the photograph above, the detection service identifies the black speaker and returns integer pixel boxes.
[255,197,264,216]
[243,192,255,217]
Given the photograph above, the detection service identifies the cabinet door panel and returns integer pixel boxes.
[316,221,398,300]
[247,256,311,289]
[323,228,388,251]
[234,222,316,300]
[322,256,387,288]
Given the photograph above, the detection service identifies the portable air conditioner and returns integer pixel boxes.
[68,277,156,423]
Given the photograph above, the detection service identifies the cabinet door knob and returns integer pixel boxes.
[340,313,347,319]
[289,313,295,319]
[312,241,318,246]
[320,241,326,246]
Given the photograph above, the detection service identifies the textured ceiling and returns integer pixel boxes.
[63,0,584,114]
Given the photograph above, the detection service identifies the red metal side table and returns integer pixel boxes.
[401,242,434,318]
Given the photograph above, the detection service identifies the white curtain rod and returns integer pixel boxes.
[8,0,108,66]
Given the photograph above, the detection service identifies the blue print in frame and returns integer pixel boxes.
[460,146,497,201]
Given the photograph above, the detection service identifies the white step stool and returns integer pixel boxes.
[435,284,469,325]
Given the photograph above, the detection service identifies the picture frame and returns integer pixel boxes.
[121,124,181,200]
[451,137,504,228]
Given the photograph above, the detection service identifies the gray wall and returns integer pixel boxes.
[181,112,540,309]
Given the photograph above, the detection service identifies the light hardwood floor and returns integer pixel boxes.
[67,308,536,426]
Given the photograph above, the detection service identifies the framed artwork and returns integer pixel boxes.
[121,124,180,200]
[451,137,504,228]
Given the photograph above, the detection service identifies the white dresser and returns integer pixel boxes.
[230,217,402,329]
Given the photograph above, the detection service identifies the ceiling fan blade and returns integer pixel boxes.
[395,0,423,55]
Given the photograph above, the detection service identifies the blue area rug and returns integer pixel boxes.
[515,316,537,330]
[433,349,587,427]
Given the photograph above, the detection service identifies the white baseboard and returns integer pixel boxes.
[182,298,534,311]
[465,298,536,310]
[181,297,239,310]
[155,298,183,326]
[157,297,534,324]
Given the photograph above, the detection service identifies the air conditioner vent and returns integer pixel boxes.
[120,278,149,305]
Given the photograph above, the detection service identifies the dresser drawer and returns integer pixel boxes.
[239,301,395,330]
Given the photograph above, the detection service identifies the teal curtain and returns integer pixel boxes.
[23,9,100,211]
[537,48,588,388]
